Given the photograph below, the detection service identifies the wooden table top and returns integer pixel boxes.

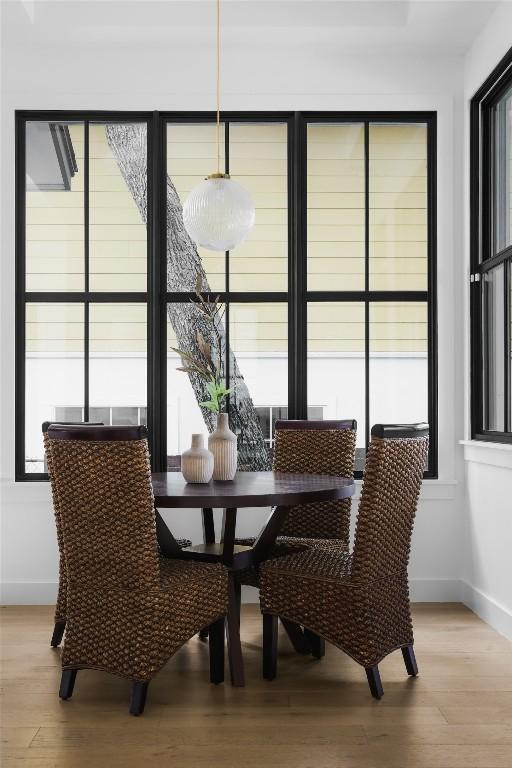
[152,470,355,508]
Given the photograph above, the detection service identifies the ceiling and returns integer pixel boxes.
[1,0,503,54]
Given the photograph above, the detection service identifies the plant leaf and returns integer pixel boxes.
[199,399,219,413]
[196,331,211,360]
[171,347,212,379]
[206,380,218,397]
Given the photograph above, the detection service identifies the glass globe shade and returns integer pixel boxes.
[182,175,255,251]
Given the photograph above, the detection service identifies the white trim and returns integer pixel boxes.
[4,579,509,642]
[353,479,457,502]
[461,581,512,641]
[169,351,429,360]
[0,581,58,605]
[460,440,512,470]
[0,477,458,503]
[409,578,462,602]
[27,352,147,360]
[2,578,464,606]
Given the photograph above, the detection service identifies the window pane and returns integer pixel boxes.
[167,302,227,467]
[112,407,139,426]
[55,406,83,422]
[89,303,147,427]
[510,266,512,430]
[167,301,280,470]
[369,123,428,290]
[26,121,84,291]
[482,267,505,431]
[493,86,512,252]
[166,123,226,292]
[89,406,111,425]
[230,303,287,465]
[307,124,365,291]
[370,302,428,431]
[229,123,288,291]
[25,303,84,472]
[307,302,365,471]
[89,123,148,291]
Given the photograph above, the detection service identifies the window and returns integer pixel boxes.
[471,48,512,441]
[18,116,149,477]
[16,111,437,479]
[34,406,147,473]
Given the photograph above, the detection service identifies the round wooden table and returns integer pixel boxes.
[152,470,355,687]
[152,470,355,566]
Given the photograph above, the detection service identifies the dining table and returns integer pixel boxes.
[152,470,356,687]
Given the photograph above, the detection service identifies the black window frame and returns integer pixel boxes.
[15,109,437,480]
[470,47,512,443]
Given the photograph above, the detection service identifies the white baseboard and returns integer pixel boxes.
[409,578,462,602]
[3,579,510,642]
[1,581,58,605]
[0,579,463,605]
[249,579,464,604]
[461,580,512,641]
[241,585,259,603]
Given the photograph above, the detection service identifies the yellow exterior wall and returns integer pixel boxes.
[26,122,428,356]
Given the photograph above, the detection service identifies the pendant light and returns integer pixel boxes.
[182,0,255,251]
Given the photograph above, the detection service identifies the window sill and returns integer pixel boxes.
[1,477,458,503]
[460,439,512,470]
[353,479,456,501]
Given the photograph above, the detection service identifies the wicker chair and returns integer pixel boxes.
[236,419,357,575]
[43,421,192,648]
[259,423,429,699]
[47,424,228,715]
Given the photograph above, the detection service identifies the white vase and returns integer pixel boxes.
[181,434,214,484]
[208,412,237,481]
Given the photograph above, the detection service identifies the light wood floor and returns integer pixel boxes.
[1,603,511,768]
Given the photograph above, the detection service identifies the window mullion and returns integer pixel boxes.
[288,112,307,419]
[225,121,231,400]
[84,302,89,422]
[147,111,166,471]
[427,113,438,474]
[505,259,511,431]
[15,114,26,480]
[364,121,370,449]
[84,120,90,421]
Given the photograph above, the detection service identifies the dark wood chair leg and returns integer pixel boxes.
[365,665,384,699]
[209,617,225,684]
[199,627,209,640]
[280,618,311,655]
[59,668,77,700]
[130,681,149,716]
[232,576,241,626]
[226,574,245,687]
[263,613,278,681]
[402,644,418,676]
[51,620,66,648]
[304,629,325,659]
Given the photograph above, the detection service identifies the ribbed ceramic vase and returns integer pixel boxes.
[181,434,214,484]
[208,412,237,481]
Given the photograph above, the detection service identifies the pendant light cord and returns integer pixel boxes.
[216,0,220,174]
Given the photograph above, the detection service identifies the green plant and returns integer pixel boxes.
[171,275,231,414]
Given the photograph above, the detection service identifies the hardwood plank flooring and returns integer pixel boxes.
[1,603,511,767]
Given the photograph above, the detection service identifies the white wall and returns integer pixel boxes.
[461,2,512,640]
[1,2,462,604]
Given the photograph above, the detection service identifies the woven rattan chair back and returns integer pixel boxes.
[42,421,103,636]
[351,423,429,583]
[47,424,160,593]
[272,420,357,540]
